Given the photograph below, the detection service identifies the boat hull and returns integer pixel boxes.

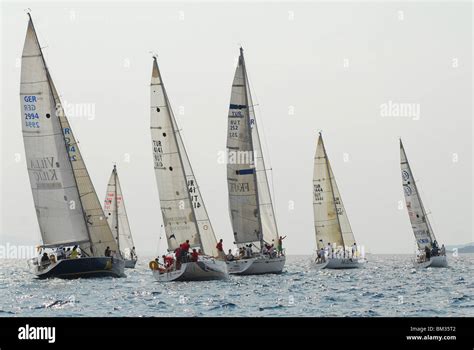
[152,259,228,282]
[33,257,125,279]
[124,259,137,269]
[415,255,448,268]
[313,257,364,269]
[227,255,286,275]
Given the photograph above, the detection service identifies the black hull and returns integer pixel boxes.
[34,257,125,279]
[124,259,137,269]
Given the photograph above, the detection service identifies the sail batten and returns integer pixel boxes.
[20,15,118,256]
[150,57,218,256]
[400,140,435,249]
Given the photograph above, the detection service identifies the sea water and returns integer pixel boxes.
[0,254,472,317]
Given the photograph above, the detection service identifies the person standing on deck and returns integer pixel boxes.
[180,240,190,262]
[440,244,446,256]
[351,243,357,258]
[424,245,431,261]
[130,246,137,260]
[326,243,333,259]
[216,239,225,260]
[319,247,326,263]
[277,236,286,257]
[245,244,253,259]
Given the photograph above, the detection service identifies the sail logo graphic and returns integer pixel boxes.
[402,170,410,181]
[18,324,56,343]
[403,184,412,196]
[30,157,61,187]
[229,182,251,193]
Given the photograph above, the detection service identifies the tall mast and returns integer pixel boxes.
[240,47,265,250]
[27,13,94,254]
[114,165,120,252]
[320,132,345,255]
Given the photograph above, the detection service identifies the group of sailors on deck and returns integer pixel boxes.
[417,240,446,263]
[38,245,81,268]
[223,235,287,261]
[152,235,287,272]
[38,244,136,269]
[315,241,359,263]
[153,239,202,272]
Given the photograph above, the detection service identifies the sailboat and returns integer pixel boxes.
[103,165,138,268]
[312,133,364,269]
[21,14,125,279]
[149,56,227,282]
[400,139,448,268]
[225,48,286,275]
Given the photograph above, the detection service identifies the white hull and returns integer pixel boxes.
[226,255,285,275]
[415,255,448,268]
[152,258,228,282]
[313,257,365,270]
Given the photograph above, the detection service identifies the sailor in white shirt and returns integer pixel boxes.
[326,243,333,259]
[245,245,253,258]
[351,243,357,258]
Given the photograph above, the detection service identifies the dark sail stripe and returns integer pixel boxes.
[229,104,247,110]
[236,168,255,175]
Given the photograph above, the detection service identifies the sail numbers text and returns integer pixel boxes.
[152,140,164,168]
[63,127,78,161]
[187,179,201,208]
[23,96,40,128]
[228,119,240,138]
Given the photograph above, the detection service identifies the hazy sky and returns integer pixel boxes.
[1,1,472,255]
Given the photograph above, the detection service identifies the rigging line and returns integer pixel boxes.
[244,62,279,221]
[157,224,164,256]
[415,177,438,237]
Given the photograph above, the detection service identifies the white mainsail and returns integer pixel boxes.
[20,15,118,256]
[226,48,279,249]
[400,139,435,250]
[150,57,218,256]
[313,134,355,250]
[103,166,135,259]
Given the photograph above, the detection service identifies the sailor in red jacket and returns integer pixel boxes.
[191,249,199,262]
[216,239,225,260]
